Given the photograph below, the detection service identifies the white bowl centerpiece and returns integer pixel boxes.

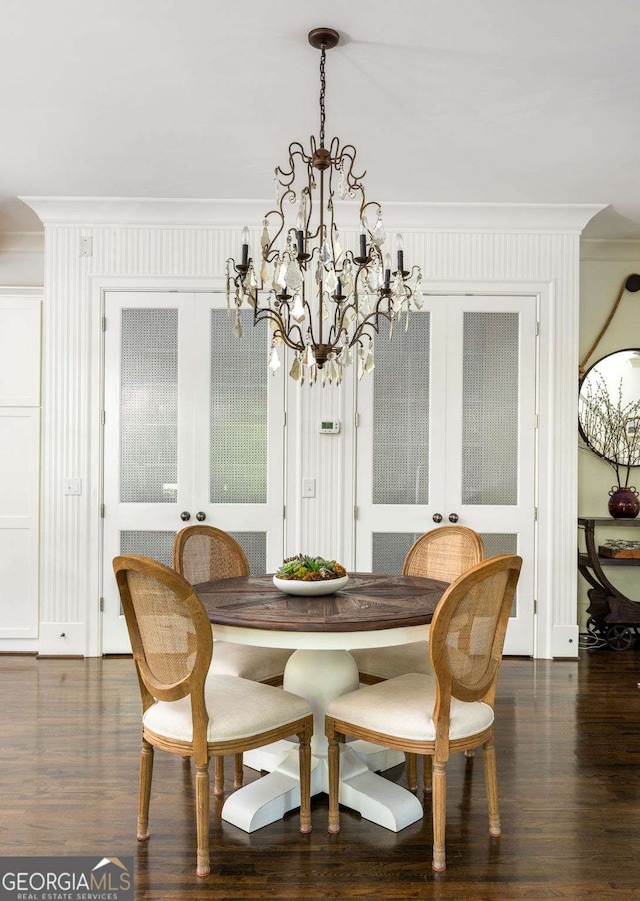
[273,554,349,596]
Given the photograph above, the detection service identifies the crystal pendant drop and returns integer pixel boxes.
[272,261,281,291]
[321,231,331,263]
[285,259,303,292]
[413,278,424,310]
[358,346,365,380]
[367,264,381,292]
[341,259,354,295]
[333,227,343,262]
[260,259,271,284]
[232,313,243,339]
[302,343,315,367]
[364,344,375,373]
[372,215,386,246]
[276,260,288,290]
[341,344,352,367]
[337,163,348,200]
[268,345,281,373]
[274,171,282,204]
[327,359,338,383]
[291,293,305,322]
[246,266,257,290]
[261,221,270,253]
[290,354,302,382]
[325,267,338,294]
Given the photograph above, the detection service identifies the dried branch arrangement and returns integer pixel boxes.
[579,375,640,487]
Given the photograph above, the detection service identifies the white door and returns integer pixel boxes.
[355,295,537,655]
[0,293,41,642]
[102,291,285,652]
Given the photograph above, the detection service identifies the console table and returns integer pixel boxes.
[578,517,640,649]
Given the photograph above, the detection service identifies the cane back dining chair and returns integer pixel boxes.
[326,554,522,872]
[350,526,485,684]
[113,554,313,877]
[173,525,294,793]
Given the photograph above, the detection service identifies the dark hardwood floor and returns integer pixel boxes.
[1,650,639,900]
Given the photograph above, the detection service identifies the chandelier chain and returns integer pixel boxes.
[319,45,326,148]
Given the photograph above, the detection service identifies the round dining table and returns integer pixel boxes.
[195,572,447,834]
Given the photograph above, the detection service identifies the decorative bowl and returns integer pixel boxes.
[272,574,349,596]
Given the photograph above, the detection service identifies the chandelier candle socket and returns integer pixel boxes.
[225,26,423,385]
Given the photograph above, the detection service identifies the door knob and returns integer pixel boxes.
[180,511,191,521]
[196,511,206,522]
[432,513,443,523]
[448,513,459,523]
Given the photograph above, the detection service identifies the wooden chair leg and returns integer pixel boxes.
[195,762,210,877]
[298,723,312,834]
[234,753,244,789]
[423,754,433,793]
[326,720,341,834]
[406,753,418,791]
[431,760,447,872]
[213,756,225,796]
[137,739,153,841]
[483,735,502,837]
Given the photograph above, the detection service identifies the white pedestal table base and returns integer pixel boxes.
[221,648,423,833]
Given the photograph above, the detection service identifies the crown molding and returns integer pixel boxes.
[20,197,607,235]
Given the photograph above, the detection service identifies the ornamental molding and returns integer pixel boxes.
[20,196,606,234]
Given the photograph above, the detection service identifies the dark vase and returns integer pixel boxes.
[608,486,640,519]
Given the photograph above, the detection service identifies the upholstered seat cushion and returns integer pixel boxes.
[326,673,493,742]
[211,640,293,681]
[143,674,311,743]
[349,640,431,680]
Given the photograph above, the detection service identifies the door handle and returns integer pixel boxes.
[180,511,191,521]
[196,511,206,522]
[432,513,443,523]
[448,513,459,523]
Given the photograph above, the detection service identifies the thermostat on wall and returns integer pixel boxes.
[320,420,340,434]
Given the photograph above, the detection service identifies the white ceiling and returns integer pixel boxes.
[3,0,640,238]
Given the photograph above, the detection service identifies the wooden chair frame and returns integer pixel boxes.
[114,554,312,877]
[326,554,522,872]
[173,524,289,795]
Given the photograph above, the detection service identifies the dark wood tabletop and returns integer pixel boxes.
[195,572,448,633]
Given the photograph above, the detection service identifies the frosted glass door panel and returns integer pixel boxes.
[480,533,519,616]
[356,295,537,656]
[120,309,178,504]
[462,313,519,506]
[120,529,267,576]
[373,314,431,505]
[371,532,421,574]
[210,309,267,504]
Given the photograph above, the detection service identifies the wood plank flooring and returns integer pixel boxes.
[1,651,639,900]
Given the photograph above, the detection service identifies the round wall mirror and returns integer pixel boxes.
[579,348,640,464]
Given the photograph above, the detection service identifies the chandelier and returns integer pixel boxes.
[226,27,423,385]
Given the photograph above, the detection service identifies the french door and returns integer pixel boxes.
[102,291,285,652]
[355,295,537,655]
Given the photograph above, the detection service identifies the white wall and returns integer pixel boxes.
[14,199,604,658]
[0,234,44,286]
[578,240,640,627]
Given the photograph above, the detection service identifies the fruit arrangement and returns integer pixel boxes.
[275,554,347,582]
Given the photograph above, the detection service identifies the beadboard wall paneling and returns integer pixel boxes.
[28,199,602,657]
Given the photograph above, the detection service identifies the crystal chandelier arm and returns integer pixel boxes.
[253,306,306,353]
